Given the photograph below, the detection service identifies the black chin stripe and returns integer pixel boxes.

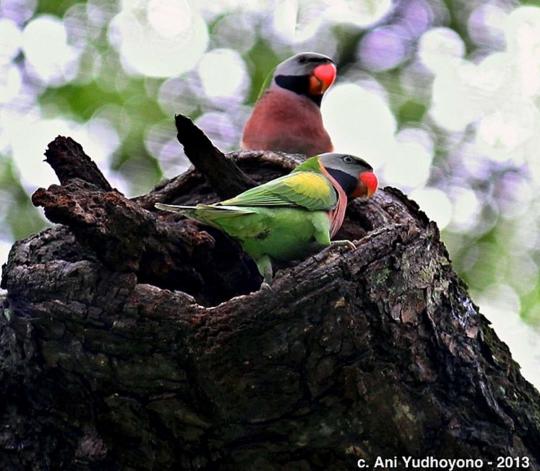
[275,74,308,95]
[326,168,357,195]
[274,74,322,107]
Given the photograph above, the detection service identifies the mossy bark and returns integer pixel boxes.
[1,123,539,470]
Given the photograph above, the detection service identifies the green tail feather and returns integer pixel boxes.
[156,203,254,216]
[155,203,196,214]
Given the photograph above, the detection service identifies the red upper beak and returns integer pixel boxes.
[309,63,336,95]
[353,171,378,198]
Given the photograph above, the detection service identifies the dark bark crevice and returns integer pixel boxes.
[1,116,539,470]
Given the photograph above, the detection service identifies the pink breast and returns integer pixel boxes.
[320,166,347,238]
[241,88,333,155]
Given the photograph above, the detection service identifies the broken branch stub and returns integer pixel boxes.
[174,113,257,198]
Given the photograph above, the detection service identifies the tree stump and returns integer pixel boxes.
[1,116,539,470]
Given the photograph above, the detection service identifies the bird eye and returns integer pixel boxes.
[343,156,353,163]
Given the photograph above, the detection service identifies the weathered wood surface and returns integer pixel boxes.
[1,117,539,470]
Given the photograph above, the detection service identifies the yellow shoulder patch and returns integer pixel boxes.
[284,172,333,199]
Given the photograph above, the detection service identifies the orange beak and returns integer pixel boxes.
[352,171,378,198]
[309,63,336,95]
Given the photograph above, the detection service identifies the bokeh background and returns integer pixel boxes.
[1,0,539,387]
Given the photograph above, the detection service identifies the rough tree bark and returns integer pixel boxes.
[1,116,539,470]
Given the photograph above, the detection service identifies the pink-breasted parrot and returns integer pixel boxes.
[241,52,336,156]
[156,153,378,283]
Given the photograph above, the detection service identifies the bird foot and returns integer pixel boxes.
[260,281,273,292]
[317,240,356,259]
[330,239,356,251]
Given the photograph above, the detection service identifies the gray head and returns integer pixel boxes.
[271,52,336,106]
[274,52,334,77]
[318,152,378,198]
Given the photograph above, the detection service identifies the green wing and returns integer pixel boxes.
[220,171,337,211]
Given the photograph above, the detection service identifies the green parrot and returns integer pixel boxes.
[156,153,378,283]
